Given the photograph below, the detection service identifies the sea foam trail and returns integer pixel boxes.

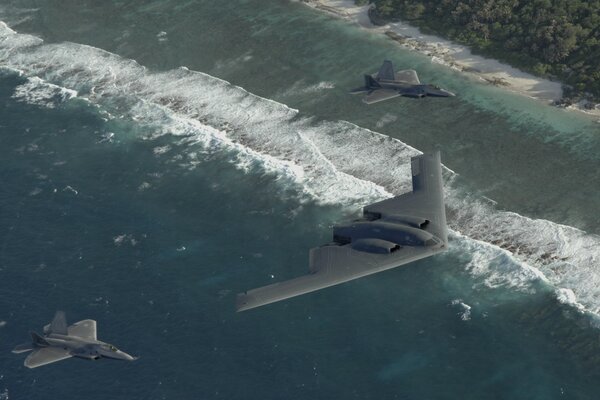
[1,22,600,316]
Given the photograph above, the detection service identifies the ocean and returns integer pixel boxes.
[1,1,600,399]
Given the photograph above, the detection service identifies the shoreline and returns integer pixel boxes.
[302,0,600,119]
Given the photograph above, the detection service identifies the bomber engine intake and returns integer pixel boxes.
[350,238,400,254]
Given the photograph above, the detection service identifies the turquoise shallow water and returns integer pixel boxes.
[1,1,600,399]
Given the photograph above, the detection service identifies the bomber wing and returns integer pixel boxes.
[24,348,72,368]
[237,152,447,311]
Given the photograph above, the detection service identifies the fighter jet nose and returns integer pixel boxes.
[115,350,137,361]
[437,88,455,97]
[425,86,455,97]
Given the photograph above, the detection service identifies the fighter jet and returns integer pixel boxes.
[351,60,455,104]
[237,152,448,311]
[12,311,137,368]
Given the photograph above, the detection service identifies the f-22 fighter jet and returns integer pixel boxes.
[351,60,455,104]
[13,311,137,368]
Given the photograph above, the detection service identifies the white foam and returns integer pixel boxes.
[0,21,15,34]
[556,288,586,312]
[450,193,600,313]
[375,113,398,128]
[2,23,600,316]
[12,76,77,108]
[153,145,172,155]
[113,234,138,247]
[450,299,472,321]
[0,20,42,52]
[277,80,336,100]
[451,232,548,293]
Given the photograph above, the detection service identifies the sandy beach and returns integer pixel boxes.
[303,0,600,118]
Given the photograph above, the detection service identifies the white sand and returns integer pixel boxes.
[303,0,600,118]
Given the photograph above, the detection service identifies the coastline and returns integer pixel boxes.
[302,0,600,119]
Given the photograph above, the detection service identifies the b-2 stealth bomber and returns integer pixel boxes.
[237,152,448,311]
[351,60,455,104]
[13,311,137,368]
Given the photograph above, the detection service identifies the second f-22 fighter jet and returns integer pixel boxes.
[237,152,448,311]
[12,311,137,368]
[351,60,455,104]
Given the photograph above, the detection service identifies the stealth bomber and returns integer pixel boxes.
[237,152,448,311]
[351,60,455,104]
[13,311,137,368]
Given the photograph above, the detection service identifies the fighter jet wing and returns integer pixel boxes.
[362,89,401,104]
[68,319,97,340]
[395,69,420,84]
[236,152,447,311]
[24,347,72,368]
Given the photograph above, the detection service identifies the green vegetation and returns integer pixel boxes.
[364,0,600,98]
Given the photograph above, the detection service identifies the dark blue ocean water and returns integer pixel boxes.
[1,1,600,399]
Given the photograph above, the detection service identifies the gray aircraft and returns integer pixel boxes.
[351,60,455,104]
[12,311,137,368]
[237,152,448,311]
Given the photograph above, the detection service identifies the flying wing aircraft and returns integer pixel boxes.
[351,60,455,104]
[237,152,448,311]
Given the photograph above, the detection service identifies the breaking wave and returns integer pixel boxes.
[12,76,77,108]
[2,21,600,317]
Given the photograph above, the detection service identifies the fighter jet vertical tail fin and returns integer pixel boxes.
[377,60,396,81]
[48,311,68,335]
[364,74,381,89]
